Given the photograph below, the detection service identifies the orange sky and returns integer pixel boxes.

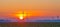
[0,0,60,17]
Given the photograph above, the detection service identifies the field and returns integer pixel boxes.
[0,22,60,27]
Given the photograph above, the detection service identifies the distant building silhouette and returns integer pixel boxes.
[36,20,60,22]
[0,19,10,22]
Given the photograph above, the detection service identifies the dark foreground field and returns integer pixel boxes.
[0,22,60,27]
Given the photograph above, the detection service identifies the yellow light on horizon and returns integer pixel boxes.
[13,11,32,20]
[16,13,27,20]
[19,16,23,20]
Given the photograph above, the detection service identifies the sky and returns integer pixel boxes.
[0,0,60,21]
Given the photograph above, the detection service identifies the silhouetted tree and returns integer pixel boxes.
[57,16,59,20]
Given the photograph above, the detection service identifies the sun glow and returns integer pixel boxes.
[19,16,23,20]
[17,13,26,20]
[13,11,31,20]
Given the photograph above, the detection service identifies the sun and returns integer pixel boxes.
[13,11,31,20]
[16,13,27,20]
[19,14,26,20]
[19,16,23,20]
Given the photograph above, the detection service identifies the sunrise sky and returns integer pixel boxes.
[0,0,60,21]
